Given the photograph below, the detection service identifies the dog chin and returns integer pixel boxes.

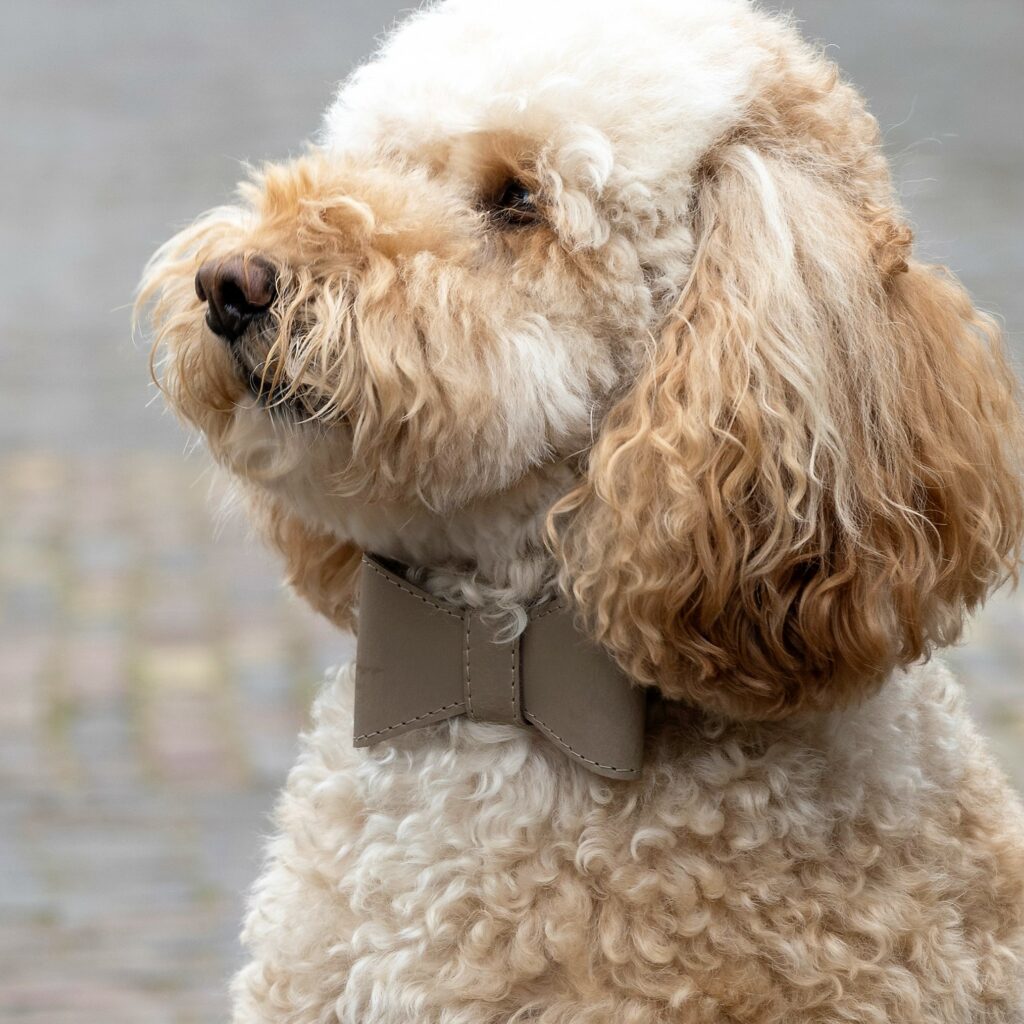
[208,400,303,480]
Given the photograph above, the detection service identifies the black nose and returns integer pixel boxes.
[195,255,276,342]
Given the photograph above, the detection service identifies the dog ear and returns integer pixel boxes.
[252,495,362,630]
[551,140,1024,719]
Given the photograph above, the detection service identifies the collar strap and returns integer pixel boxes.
[353,554,645,779]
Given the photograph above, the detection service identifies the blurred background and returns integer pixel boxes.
[1,1,1022,1021]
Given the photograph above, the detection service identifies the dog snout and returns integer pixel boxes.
[195,255,277,342]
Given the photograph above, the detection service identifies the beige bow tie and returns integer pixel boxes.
[352,555,646,779]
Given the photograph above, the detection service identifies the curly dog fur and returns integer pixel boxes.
[139,0,1024,1019]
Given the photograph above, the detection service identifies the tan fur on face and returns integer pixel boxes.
[139,148,641,515]
[551,44,1024,720]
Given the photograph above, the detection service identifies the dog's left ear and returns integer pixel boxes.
[551,138,1024,720]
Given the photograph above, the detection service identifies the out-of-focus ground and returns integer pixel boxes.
[0,1,1021,1021]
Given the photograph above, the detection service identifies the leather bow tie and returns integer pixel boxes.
[353,555,646,779]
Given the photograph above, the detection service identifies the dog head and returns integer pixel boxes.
[139,0,1023,718]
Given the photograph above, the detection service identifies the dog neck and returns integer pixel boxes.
[318,461,576,626]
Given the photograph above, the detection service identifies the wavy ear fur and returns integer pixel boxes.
[552,133,1024,720]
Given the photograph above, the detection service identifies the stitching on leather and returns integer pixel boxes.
[362,558,462,620]
[465,614,520,725]
[523,711,637,776]
[355,700,465,741]
[464,614,474,720]
[529,601,567,623]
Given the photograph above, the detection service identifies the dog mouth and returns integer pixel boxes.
[228,327,319,417]
[190,253,362,424]
[229,332,355,431]
[239,360,300,412]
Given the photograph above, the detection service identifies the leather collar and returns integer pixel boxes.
[353,554,646,779]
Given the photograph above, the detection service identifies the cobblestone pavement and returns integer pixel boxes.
[1,1,1022,1022]
[0,451,349,1023]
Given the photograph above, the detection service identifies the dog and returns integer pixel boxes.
[139,0,1024,1020]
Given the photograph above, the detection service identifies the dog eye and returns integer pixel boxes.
[493,179,540,226]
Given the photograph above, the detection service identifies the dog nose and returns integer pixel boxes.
[195,255,276,342]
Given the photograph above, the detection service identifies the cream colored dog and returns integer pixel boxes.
[140,0,1024,1020]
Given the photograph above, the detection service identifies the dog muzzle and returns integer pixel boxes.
[353,554,646,779]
